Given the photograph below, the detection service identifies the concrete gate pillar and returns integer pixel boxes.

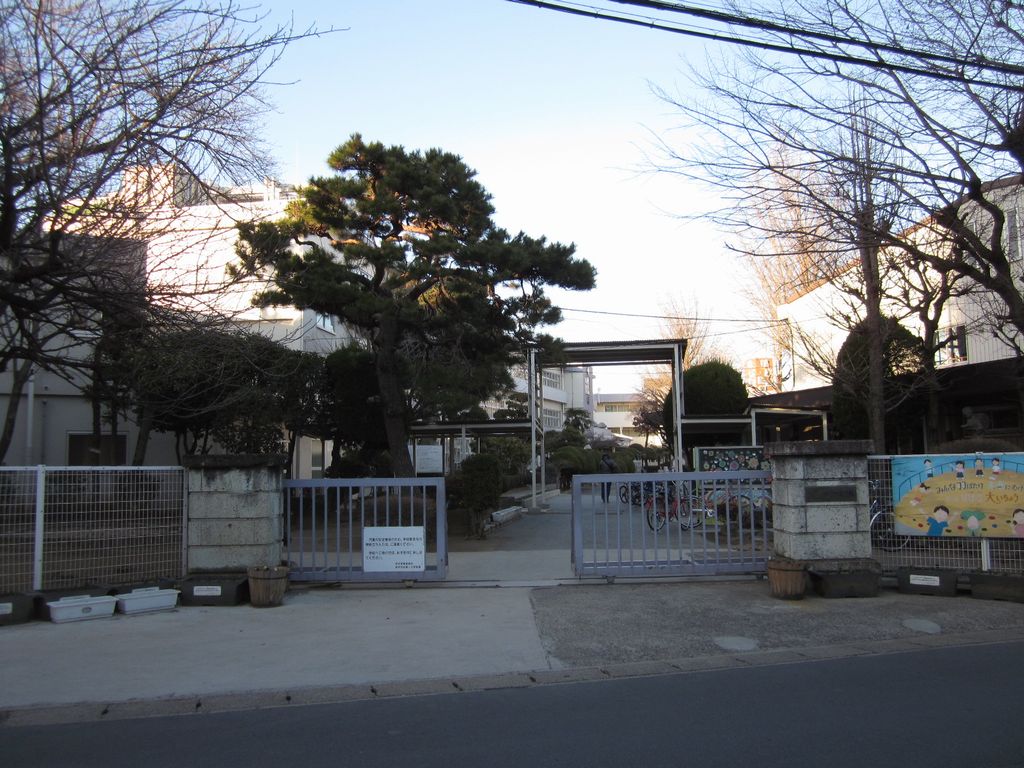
[767,441,877,587]
[183,454,287,573]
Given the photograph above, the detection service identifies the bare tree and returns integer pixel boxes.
[651,0,1024,449]
[635,296,728,425]
[736,154,851,391]
[658,296,726,368]
[0,0,322,461]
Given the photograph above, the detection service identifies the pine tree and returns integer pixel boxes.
[235,135,595,475]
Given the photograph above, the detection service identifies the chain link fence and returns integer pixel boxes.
[0,466,186,593]
[868,456,1024,575]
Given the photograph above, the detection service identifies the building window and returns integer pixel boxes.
[936,325,967,365]
[542,370,563,389]
[67,434,127,465]
[599,403,634,413]
[542,407,562,430]
[315,313,335,333]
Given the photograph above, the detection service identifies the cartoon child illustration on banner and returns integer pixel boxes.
[926,505,950,537]
[891,453,1024,538]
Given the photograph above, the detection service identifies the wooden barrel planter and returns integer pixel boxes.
[247,565,289,608]
[767,558,807,600]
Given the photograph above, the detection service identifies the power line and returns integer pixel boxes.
[608,0,1024,75]
[506,0,1024,90]
[557,304,788,324]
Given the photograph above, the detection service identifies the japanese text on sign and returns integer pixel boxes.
[363,526,426,572]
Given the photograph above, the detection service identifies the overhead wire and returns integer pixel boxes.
[607,0,1024,75]
[506,0,1024,90]
[557,305,785,323]
[507,0,965,347]
[554,305,797,341]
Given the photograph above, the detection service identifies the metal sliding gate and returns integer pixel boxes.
[572,471,773,579]
[283,477,447,583]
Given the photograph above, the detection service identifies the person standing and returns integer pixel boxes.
[600,452,616,502]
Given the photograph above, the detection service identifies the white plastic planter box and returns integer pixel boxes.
[47,595,117,623]
[114,588,180,615]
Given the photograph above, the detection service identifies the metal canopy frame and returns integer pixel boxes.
[680,407,829,447]
[409,421,532,476]
[529,339,688,508]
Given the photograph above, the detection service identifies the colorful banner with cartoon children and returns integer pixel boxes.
[890,453,1024,538]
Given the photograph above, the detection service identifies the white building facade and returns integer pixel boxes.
[773,180,1024,449]
[0,170,353,476]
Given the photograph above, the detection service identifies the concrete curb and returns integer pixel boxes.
[5,627,1023,728]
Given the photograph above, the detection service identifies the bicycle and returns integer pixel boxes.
[618,480,655,506]
[868,481,911,551]
[644,482,711,532]
[703,485,773,530]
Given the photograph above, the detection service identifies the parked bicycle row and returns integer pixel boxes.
[611,477,773,532]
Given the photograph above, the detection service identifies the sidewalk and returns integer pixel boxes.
[3,578,1024,727]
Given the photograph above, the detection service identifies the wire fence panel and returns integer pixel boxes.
[284,478,447,582]
[572,471,773,579]
[0,469,37,593]
[868,456,1024,575]
[0,466,186,593]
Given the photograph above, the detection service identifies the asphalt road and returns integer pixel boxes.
[4,641,1022,768]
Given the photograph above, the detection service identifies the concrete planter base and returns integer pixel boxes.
[181,574,249,606]
[970,573,1024,603]
[897,567,959,597]
[808,558,881,598]
[0,593,34,626]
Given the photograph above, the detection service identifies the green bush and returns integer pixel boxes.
[480,436,531,475]
[551,445,588,472]
[832,317,926,441]
[682,360,748,415]
[609,450,636,473]
[450,454,502,538]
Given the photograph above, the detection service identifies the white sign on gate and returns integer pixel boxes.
[363,526,426,572]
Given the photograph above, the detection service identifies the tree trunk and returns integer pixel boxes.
[374,315,415,477]
[0,359,33,462]
[90,385,103,465]
[285,430,297,479]
[330,438,342,475]
[109,401,119,463]
[861,241,886,454]
[132,408,152,465]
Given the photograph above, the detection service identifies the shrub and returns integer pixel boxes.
[551,445,588,472]
[682,360,748,415]
[609,450,636,473]
[832,317,926,440]
[450,454,502,538]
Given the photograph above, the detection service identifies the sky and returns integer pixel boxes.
[257,0,768,392]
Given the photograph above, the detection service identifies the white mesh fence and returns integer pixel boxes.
[0,467,186,592]
[868,456,1024,575]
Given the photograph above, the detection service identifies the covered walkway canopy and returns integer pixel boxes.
[407,339,688,508]
[534,340,689,501]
